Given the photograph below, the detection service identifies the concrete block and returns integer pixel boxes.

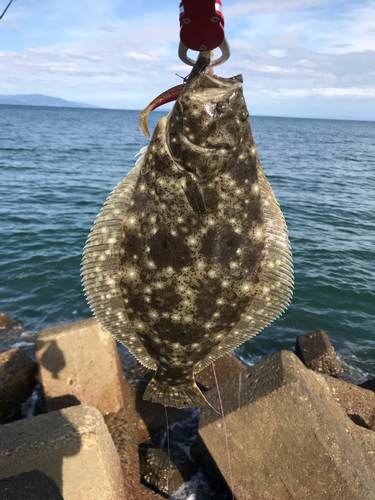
[296,329,343,375]
[0,405,126,500]
[104,409,166,500]
[199,350,375,500]
[35,318,128,414]
[0,348,37,422]
[324,374,375,430]
[0,470,64,500]
[196,352,245,390]
[140,447,195,497]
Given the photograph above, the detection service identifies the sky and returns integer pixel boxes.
[1,0,375,120]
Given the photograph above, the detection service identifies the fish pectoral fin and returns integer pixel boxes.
[181,173,206,217]
[143,372,217,411]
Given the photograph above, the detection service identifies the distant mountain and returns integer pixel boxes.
[0,94,99,108]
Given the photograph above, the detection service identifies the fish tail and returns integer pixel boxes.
[143,374,216,411]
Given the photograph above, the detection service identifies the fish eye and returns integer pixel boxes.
[239,109,249,122]
[216,101,228,114]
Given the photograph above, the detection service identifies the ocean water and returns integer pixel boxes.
[0,104,374,380]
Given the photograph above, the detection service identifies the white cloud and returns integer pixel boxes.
[268,49,288,57]
[276,87,375,97]
[317,87,375,97]
[0,0,374,119]
[127,52,158,61]
[224,0,332,16]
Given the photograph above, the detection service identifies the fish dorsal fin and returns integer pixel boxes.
[195,159,294,372]
[81,147,157,370]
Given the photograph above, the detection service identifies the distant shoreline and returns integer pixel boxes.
[0,94,99,109]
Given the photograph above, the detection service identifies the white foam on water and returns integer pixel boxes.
[21,385,40,419]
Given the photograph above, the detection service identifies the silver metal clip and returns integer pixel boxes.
[178,36,231,67]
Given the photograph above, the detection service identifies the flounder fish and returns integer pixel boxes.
[81,70,293,409]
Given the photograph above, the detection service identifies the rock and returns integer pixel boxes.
[0,348,37,423]
[196,352,245,390]
[0,312,17,330]
[140,446,194,497]
[35,318,129,414]
[199,350,375,500]
[0,314,27,356]
[0,470,64,500]
[296,328,343,375]
[0,405,126,500]
[323,375,375,430]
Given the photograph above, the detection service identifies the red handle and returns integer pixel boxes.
[179,0,225,52]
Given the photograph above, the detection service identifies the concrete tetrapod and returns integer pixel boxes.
[199,350,375,500]
[0,405,126,500]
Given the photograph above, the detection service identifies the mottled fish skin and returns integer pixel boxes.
[81,72,293,410]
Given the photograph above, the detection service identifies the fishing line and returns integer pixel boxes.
[164,404,176,495]
[212,362,235,500]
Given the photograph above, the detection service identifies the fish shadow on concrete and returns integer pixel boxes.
[37,339,82,412]
[38,339,66,380]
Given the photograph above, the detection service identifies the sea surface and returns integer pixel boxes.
[0,104,374,381]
